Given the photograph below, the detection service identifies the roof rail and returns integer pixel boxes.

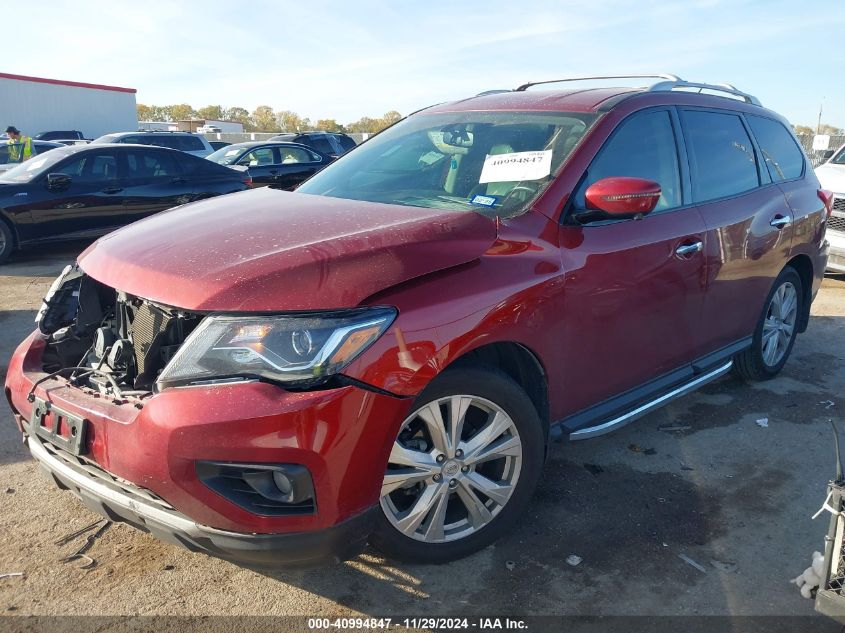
[476,89,512,97]
[514,74,761,106]
[648,79,761,106]
[515,74,680,91]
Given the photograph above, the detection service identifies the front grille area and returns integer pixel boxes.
[129,302,174,381]
[833,197,845,213]
[829,214,845,233]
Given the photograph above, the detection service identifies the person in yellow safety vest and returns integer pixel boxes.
[5,126,33,163]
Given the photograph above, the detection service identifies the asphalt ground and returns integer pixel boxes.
[0,240,843,622]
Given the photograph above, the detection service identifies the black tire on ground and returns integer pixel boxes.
[0,220,13,264]
[369,364,545,563]
[733,265,803,381]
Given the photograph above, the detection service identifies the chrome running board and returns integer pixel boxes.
[568,361,733,441]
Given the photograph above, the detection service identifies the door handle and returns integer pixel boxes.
[170,177,187,184]
[770,215,791,229]
[101,187,123,194]
[675,241,703,258]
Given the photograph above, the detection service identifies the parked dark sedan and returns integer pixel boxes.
[0,144,250,262]
[206,141,332,189]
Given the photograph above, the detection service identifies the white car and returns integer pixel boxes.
[90,131,214,158]
[816,145,845,273]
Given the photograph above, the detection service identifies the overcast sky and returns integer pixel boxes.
[7,0,845,128]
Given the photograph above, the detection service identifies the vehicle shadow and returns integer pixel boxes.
[252,310,845,616]
[254,455,731,616]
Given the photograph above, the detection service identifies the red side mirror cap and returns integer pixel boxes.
[585,177,662,216]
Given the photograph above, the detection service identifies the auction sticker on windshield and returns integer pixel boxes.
[479,150,552,183]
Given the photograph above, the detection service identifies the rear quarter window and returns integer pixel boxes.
[309,135,336,155]
[180,153,235,177]
[337,135,357,152]
[683,110,760,202]
[177,136,206,151]
[746,115,805,181]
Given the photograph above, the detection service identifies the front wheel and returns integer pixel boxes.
[370,365,544,563]
[0,220,14,264]
[733,266,802,381]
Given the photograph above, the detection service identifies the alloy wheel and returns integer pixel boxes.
[380,395,523,543]
[761,281,798,367]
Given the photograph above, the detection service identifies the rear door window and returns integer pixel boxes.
[682,110,760,202]
[241,147,277,166]
[575,109,682,212]
[58,151,120,183]
[746,115,805,182]
[125,149,181,180]
[279,147,320,164]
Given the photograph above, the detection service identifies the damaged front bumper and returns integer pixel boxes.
[24,433,376,568]
[6,330,413,567]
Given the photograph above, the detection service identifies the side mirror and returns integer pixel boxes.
[821,149,835,161]
[46,172,72,191]
[584,177,662,216]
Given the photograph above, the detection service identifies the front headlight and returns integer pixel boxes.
[156,307,396,389]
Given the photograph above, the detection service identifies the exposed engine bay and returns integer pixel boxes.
[37,264,201,400]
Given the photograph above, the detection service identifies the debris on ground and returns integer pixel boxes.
[55,519,105,547]
[4,488,14,494]
[583,463,604,476]
[659,425,692,433]
[679,554,707,573]
[566,555,583,567]
[163,565,175,571]
[791,551,825,599]
[0,573,24,580]
[57,520,112,570]
[628,444,656,455]
[710,559,738,573]
[820,400,835,409]
[505,560,515,571]
[756,418,769,428]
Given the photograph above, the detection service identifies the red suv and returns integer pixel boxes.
[5,75,831,567]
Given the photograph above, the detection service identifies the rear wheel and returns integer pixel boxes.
[733,266,802,381]
[0,220,13,264]
[370,365,544,563]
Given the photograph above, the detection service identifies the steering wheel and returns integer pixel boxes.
[501,183,540,206]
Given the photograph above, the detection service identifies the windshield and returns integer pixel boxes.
[830,145,845,165]
[0,148,73,183]
[207,144,251,165]
[297,110,597,217]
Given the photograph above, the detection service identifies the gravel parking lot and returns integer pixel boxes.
[0,242,843,619]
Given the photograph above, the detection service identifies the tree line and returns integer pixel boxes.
[136,104,403,134]
[793,123,843,136]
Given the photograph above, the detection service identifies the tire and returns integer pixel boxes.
[733,266,802,381]
[369,364,545,563]
[0,220,13,264]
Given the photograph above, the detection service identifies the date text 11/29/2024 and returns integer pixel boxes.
[307,617,528,630]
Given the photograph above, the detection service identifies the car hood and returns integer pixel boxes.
[78,188,498,312]
[816,163,845,194]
